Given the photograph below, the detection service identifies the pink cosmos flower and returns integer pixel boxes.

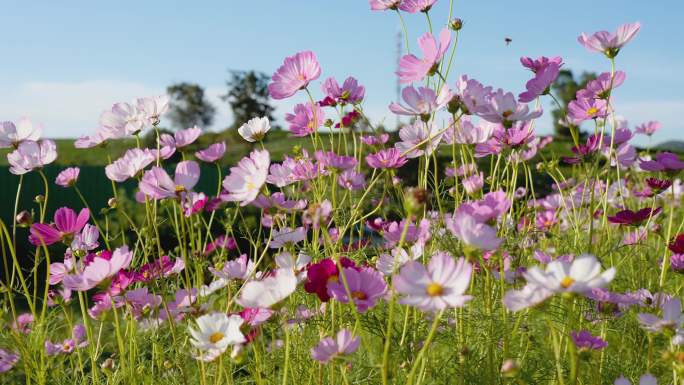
[134,255,184,282]
[360,133,390,146]
[99,101,146,136]
[268,51,321,100]
[321,76,365,105]
[462,173,484,195]
[222,149,270,205]
[369,0,403,10]
[137,95,170,126]
[395,120,443,158]
[182,192,208,216]
[55,167,80,187]
[389,86,451,117]
[443,116,494,145]
[158,126,202,159]
[635,121,661,136]
[62,246,133,291]
[640,152,684,172]
[366,148,408,169]
[7,139,57,175]
[567,97,608,123]
[269,227,307,248]
[195,141,226,163]
[314,150,357,170]
[399,0,437,13]
[105,148,156,182]
[578,71,626,100]
[70,224,100,252]
[445,207,502,250]
[285,102,325,137]
[45,324,88,356]
[74,128,116,149]
[204,234,237,256]
[29,207,90,246]
[210,254,256,281]
[578,22,641,57]
[382,218,431,246]
[571,330,607,351]
[139,160,200,200]
[0,117,42,148]
[311,328,360,363]
[327,267,387,312]
[518,62,561,103]
[394,252,473,312]
[0,349,19,373]
[338,170,366,191]
[397,28,451,83]
[520,56,563,73]
[478,89,542,126]
[455,75,493,115]
[11,313,34,334]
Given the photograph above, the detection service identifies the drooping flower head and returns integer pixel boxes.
[578,22,641,58]
[268,51,321,100]
[55,167,80,187]
[195,141,226,163]
[399,0,437,13]
[158,126,202,159]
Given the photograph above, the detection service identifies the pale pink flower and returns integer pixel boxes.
[268,51,321,100]
[285,102,325,137]
[7,139,57,175]
[397,28,451,83]
[210,254,256,281]
[321,76,365,105]
[55,167,80,187]
[455,75,493,115]
[389,86,451,117]
[70,224,100,252]
[443,117,494,145]
[137,95,170,126]
[369,0,402,10]
[635,121,661,136]
[105,148,156,182]
[445,207,502,250]
[478,89,542,125]
[139,160,200,200]
[0,117,42,148]
[63,246,133,291]
[74,127,116,148]
[269,227,307,248]
[578,22,641,57]
[222,149,270,205]
[399,0,437,13]
[394,252,473,311]
[311,328,360,363]
[395,120,443,158]
[195,141,226,163]
[236,269,297,308]
[159,126,202,159]
[99,101,146,136]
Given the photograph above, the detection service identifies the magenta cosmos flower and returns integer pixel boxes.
[195,141,226,163]
[607,207,661,226]
[369,0,403,10]
[105,148,156,182]
[327,267,387,312]
[0,117,42,148]
[310,328,360,363]
[268,51,321,100]
[399,0,437,13]
[640,152,684,172]
[222,149,270,206]
[397,28,451,84]
[139,160,200,200]
[578,22,640,58]
[518,62,561,103]
[393,252,473,312]
[454,75,493,115]
[567,97,608,124]
[389,86,451,118]
[7,139,57,175]
[55,167,80,187]
[62,246,133,291]
[520,56,563,73]
[366,148,408,169]
[285,102,325,137]
[571,330,607,351]
[0,349,19,373]
[29,207,90,246]
[304,258,357,301]
[321,76,365,105]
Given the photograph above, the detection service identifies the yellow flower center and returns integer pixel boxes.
[502,110,514,118]
[560,276,575,288]
[586,107,598,116]
[351,290,368,300]
[246,181,257,191]
[327,275,339,284]
[175,185,185,193]
[426,282,444,297]
[209,332,225,344]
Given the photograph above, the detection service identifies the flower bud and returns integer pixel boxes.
[34,194,44,204]
[501,359,519,377]
[108,197,118,209]
[15,210,32,226]
[101,357,115,371]
[449,18,464,31]
[404,187,428,214]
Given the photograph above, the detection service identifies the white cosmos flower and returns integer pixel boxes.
[0,117,42,148]
[236,268,297,309]
[188,312,245,362]
[376,243,423,276]
[637,298,683,333]
[522,253,615,294]
[238,116,271,142]
[275,251,311,282]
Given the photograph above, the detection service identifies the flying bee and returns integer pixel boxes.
[504,37,512,46]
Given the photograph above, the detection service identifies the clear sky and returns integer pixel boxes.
[2,0,682,146]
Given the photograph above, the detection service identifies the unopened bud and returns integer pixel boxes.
[449,18,463,31]
[16,210,32,226]
[34,194,44,204]
[101,357,115,371]
[108,198,118,209]
[404,187,427,214]
[324,119,334,128]
[501,359,519,377]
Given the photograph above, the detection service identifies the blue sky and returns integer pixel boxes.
[2,0,682,145]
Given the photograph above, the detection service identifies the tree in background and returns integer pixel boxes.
[166,82,216,130]
[550,69,596,138]
[221,71,275,130]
